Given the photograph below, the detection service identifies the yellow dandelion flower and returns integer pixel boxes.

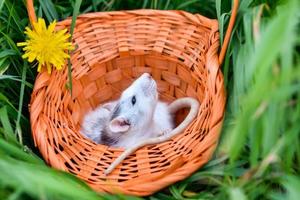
[17,18,74,74]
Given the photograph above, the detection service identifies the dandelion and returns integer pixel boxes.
[17,18,74,74]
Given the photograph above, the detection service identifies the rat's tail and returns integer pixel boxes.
[168,97,200,115]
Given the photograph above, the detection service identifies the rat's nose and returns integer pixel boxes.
[143,73,152,80]
[138,73,153,86]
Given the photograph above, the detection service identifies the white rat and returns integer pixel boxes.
[81,73,173,148]
[80,73,200,175]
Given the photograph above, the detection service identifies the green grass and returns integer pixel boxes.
[0,0,300,199]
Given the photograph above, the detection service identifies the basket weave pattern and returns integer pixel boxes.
[30,10,226,196]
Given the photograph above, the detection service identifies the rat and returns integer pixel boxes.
[80,73,200,175]
[104,96,199,175]
[81,73,174,148]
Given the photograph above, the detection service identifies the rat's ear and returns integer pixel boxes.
[109,117,130,133]
[102,102,117,111]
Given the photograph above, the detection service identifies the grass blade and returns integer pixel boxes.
[0,106,18,144]
[67,0,82,97]
[176,0,199,10]
[15,62,27,144]
[38,0,58,22]
[0,139,42,164]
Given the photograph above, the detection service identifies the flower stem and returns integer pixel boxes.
[67,0,82,97]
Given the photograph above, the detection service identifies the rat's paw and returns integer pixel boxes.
[159,129,172,136]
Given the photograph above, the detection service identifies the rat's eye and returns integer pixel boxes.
[131,96,136,105]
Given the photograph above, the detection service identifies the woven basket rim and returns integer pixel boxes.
[26,0,239,65]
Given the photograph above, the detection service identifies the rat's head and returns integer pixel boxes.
[109,73,158,134]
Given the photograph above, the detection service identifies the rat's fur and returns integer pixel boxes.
[80,73,173,148]
[80,101,118,145]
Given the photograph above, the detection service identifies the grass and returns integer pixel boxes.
[0,0,300,199]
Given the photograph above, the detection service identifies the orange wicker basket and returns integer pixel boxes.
[28,0,238,196]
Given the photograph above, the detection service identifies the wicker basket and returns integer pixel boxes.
[28,0,238,196]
